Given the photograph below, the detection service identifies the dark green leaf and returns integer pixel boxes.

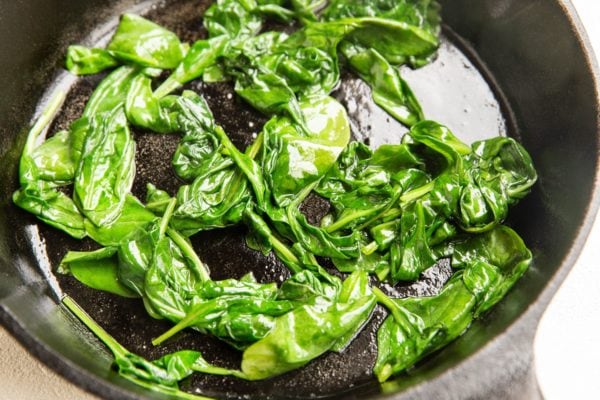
[342,44,424,126]
[13,182,86,239]
[59,247,138,298]
[65,46,118,75]
[85,195,156,247]
[241,271,375,380]
[107,14,185,69]
[74,106,135,227]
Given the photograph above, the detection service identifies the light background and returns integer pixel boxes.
[1,1,599,399]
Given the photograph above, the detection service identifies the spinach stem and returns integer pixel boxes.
[399,181,434,204]
[154,76,181,99]
[22,90,67,158]
[222,130,265,206]
[63,296,216,400]
[372,287,407,327]
[152,302,211,346]
[167,228,211,283]
[325,208,373,233]
[271,235,302,274]
[356,187,404,230]
[379,207,402,221]
[326,186,403,234]
[146,198,173,209]
[123,375,216,400]
[362,241,378,256]
[62,295,128,359]
[159,198,177,239]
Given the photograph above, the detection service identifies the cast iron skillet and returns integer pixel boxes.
[0,0,599,399]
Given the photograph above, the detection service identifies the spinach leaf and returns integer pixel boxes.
[373,275,475,382]
[13,182,86,239]
[63,296,243,396]
[74,106,135,227]
[13,91,87,239]
[143,231,206,321]
[107,14,185,69]
[204,0,263,39]
[241,271,375,380]
[154,37,228,98]
[173,162,251,234]
[277,269,339,302]
[262,96,350,207]
[58,247,137,298]
[341,44,424,126]
[285,17,439,68]
[26,130,76,183]
[125,75,180,133]
[323,0,441,39]
[456,137,537,232]
[83,66,141,118]
[373,226,532,382]
[389,201,436,282]
[66,14,184,75]
[117,198,177,298]
[84,195,156,247]
[345,18,439,67]
[152,274,297,349]
[452,225,533,315]
[171,92,220,180]
[65,46,118,75]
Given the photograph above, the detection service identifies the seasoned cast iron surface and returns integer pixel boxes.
[30,0,513,398]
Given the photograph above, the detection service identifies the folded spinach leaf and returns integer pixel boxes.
[84,195,156,247]
[58,247,137,298]
[241,271,375,380]
[73,106,135,227]
[152,272,297,349]
[13,182,87,239]
[65,46,119,75]
[125,75,180,133]
[107,14,186,69]
[373,226,532,382]
[13,91,87,239]
[323,0,441,37]
[25,130,75,184]
[341,44,424,126]
[65,14,185,75]
[262,96,350,207]
[83,66,143,117]
[171,92,221,180]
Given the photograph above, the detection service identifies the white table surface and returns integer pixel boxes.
[1,1,599,399]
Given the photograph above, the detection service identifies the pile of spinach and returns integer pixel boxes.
[13,0,537,396]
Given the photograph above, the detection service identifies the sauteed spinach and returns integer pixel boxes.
[13,0,537,397]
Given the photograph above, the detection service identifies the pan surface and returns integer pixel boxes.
[0,0,598,399]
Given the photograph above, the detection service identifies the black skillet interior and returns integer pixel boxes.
[0,0,598,399]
